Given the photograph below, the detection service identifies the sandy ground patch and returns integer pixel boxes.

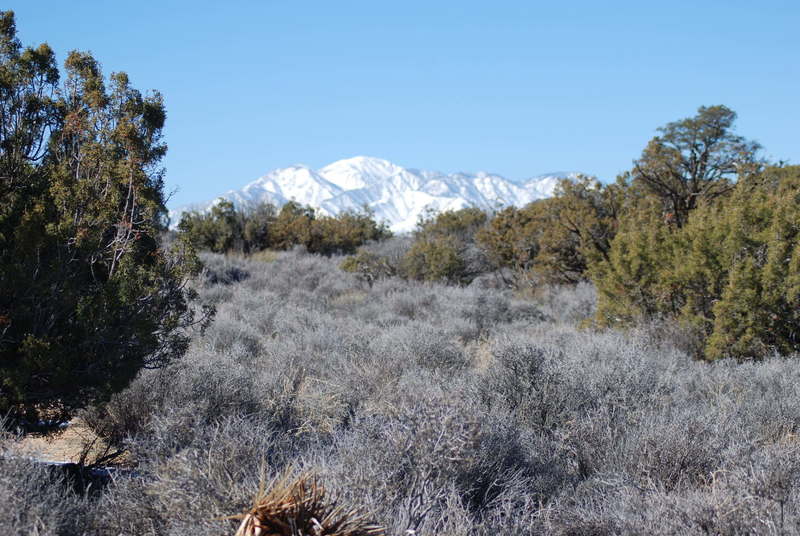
[11,418,131,466]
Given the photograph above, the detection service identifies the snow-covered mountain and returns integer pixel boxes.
[170,156,587,233]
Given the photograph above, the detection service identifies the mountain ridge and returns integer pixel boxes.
[169,156,588,233]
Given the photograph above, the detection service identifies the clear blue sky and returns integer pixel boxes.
[11,1,800,207]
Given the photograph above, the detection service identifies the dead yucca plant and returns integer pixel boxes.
[230,470,385,536]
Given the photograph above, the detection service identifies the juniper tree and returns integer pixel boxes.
[476,177,623,287]
[0,11,202,422]
[179,199,243,253]
[476,205,543,286]
[633,105,761,226]
[704,166,800,359]
[593,164,800,360]
[401,208,488,284]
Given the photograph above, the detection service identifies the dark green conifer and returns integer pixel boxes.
[0,12,202,422]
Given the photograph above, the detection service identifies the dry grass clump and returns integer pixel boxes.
[231,471,384,536]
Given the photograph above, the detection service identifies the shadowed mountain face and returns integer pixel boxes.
[170,156,587,232]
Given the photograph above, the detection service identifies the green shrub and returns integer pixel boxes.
[593,165,800,360]
[400,207,488,284]
[703,166,800,359]
[475,205,542,285]
[178,199,245,253]
[180,200,388,256]
[401,236,468,284]
[590,195,679,326]
[307,208,391,255]
[477,176,622,287]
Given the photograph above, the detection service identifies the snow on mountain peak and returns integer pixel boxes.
[319,156,404,190]
[170,157,590,233]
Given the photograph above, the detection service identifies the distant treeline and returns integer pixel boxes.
[177,200,391,255]
[340,106,800,361]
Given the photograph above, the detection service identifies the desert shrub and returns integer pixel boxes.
[605,403,737,491]
[400,207,490,285]
[476,177,623,288]
[15,246,800,535]
[80,368,174,447]
[320,400,571,535]
[0,452,90,535]
[532,280,597,324]
[404,323,468,369]
[476,343,582,431]
[546,443,800,535]
[361,236,413,269]
[340,236,413,286]
[83,348,264,449]
[198,251,251,286]
[461,292,546,338]
[87,416,312,536]
[203,306,264,358]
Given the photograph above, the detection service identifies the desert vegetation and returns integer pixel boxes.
[4,8,800,536]
[5,249,800,534]
[178,199,391,255]
[343,106,800,362]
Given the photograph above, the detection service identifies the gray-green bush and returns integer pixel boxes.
[6,248,800,535]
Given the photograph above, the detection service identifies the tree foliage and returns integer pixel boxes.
[178,200,244,253]
[179,199,389,256]
[585,105,797,360]
[632,105,761,226]
[590,195,680,325]
[475,205,543,286]
[0,12,201,421]
[401,208,489,285]
[476,176,622,287]
[592,165,800,360]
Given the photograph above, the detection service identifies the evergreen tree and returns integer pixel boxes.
[401,236,466,284]
[241,201,277,252]
[592,164,800,360]
[703,166,800,359]
[269,201,315,250]
[0,12,201,422]
[591,196,679,326]
[477,176,623,287]
[401,208,488,284]
[476,205,542,286]
[632,105,761,226]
